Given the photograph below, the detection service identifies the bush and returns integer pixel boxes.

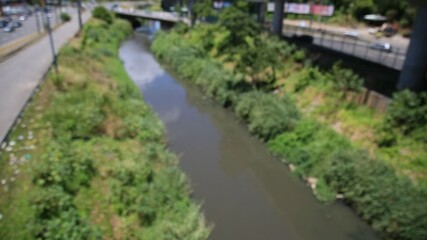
[45,89,105,139]
[60,12,71,22]
[34,141,95,194]
[235,91,299,140]
[325,150,427,240]
[92,6,113,24]
[382,90,427,142]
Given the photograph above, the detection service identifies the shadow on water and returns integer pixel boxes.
[119,21,379,240]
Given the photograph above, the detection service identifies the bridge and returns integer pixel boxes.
[113,7,190,25]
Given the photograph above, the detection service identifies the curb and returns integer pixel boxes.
[0,23,64,62]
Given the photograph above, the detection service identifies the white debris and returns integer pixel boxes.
[14,169,20,175]
[5,146,12,152]
[21,124,26,128]
[0,213,3,221]
[17,135,25,141]
[9,141,16,146]
[288,164,296,172]
[307,177,318,190]
[10,177,15,182]
[1,142,6,150]
[21,145,36,151]
[1,179,7,185]
[336,194,345,199]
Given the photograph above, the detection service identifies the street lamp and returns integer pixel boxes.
[40,0,58,74]
[77,0,83,31]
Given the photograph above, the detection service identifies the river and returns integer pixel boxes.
[119,29,379,240]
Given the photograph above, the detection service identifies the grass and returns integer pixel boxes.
[0,16,210,239]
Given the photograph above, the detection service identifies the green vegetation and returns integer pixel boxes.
[151,6,427,239]
[60,12,71,22]
[0,12,209,239]
[92,6,113,24]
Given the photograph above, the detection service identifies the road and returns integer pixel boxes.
[0,7,67,46]
[283,25,405,70]
[0,9,91,144]
[283,19,410,51]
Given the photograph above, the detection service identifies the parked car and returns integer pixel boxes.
[0,20,8,28]
[19,15,27,21]
[11,21,22,28]
[3,24,15,32]
[380,23,397,37]
[369,42,393,52]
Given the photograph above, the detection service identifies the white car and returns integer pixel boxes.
[344,30,359,38]
[298,21,307,28]
[369,42,393,53]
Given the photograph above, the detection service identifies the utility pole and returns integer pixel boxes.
[309,0,314,27]
[40,0,58,74]
[77,0,83,31]
[272,0,284,35]
[189,0,197,27]
[0,0,4,17]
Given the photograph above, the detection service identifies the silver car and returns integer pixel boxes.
[369,42,393,53]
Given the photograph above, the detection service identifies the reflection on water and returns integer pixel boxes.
[119,29,379,240]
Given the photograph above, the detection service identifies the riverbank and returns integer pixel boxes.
[150,17,427,239]
[0,14,209,239]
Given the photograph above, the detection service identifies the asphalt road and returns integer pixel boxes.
[0,7,68,46]
[283,25,405,70]
[0,9,91,144]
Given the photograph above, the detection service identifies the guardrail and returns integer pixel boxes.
[282,24,406,70]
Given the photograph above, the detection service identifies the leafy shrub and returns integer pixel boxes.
[35,210,100,240]
[45,89,105,139]
[328,62,363,101]
[325,150,427,240]
[382,90,427,142]
[34,141,95,194]
[235,91,299,140]
[92,6,113,24]
[33,186,74,220]
[60,12,71,22]
[292,67,327,92]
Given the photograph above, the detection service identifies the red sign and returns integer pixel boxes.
[312,5,334,16]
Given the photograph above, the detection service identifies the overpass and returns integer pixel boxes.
[269,0,426,91]
[113,7,190,25]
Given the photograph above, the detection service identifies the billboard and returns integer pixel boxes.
[285,3,311,14]
[312,5,334,16]
[267,2,334,16]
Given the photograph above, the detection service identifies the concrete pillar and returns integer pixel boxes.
[272,0,284,36]
[398,7,427,91]
[257,1,266,24]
